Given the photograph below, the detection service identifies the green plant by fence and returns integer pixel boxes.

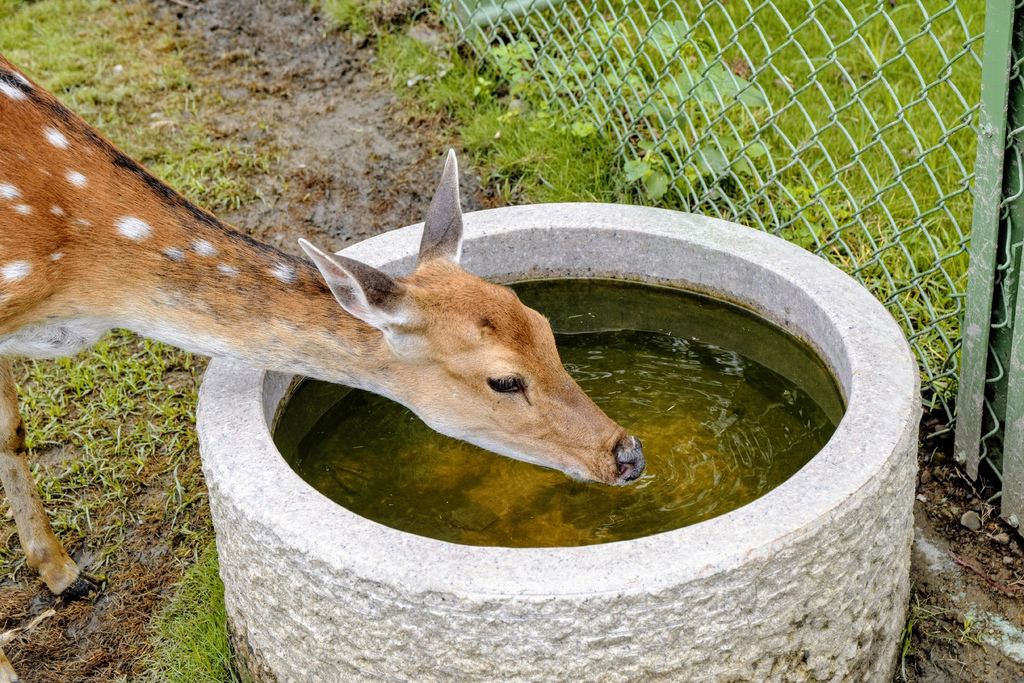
[442,0,1024,524]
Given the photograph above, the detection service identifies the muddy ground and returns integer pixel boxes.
[1,0,1022,680]
[901,419,1024,681]
[166,0,492,253]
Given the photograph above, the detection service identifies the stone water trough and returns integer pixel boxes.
[197,204,920,681]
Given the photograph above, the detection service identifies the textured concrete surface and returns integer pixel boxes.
[197,204,921,681]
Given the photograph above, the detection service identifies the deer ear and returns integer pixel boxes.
[299,239,409,329]
[417,149,464,266]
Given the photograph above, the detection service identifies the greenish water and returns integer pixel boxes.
[275,279,844,548]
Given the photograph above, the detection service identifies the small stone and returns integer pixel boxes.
[407,24,443,47]
[960,510,982,531]
[351,33,368,49]
[994,533,1011,546]
[919,468,933,485]
[916,494,928,504]
[1005,556,1015,566]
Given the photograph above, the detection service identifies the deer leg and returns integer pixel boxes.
[0,358,89,598]
[0,646,18,683]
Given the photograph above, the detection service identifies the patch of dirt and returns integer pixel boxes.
[1,511,196,681]
[901,417,1024,681]
[157,0,492,256]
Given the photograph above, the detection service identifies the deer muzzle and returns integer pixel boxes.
[614,435,645,484]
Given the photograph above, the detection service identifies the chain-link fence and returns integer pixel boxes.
[441,1,1024,517]
[446,0,983,418]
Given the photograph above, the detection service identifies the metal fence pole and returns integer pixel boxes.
[954,2,1015,480]
[991,3,1024,530]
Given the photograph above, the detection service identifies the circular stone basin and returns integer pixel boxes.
[198,204,920,682]
[275,279,846,549]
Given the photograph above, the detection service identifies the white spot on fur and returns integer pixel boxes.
[13,204,31,215]
[73,218,91,227]
[191,240,218,257]
[164,247,185,261]
[2,261,32,282]
[271,263,297,283]
[50,205,64,216]
[13,73,30,87]
[219,264,240,277]
[0,184,19,200]
[114,216,152,241]
[44,126,70,149]
[65,170,87,188]
[0,82,26,101]
[50,253,64,261]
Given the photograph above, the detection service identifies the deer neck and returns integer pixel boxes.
[119,232,394,390]
[87,196,398,390]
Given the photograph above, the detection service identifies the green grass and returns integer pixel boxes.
[335,0,984,407]
[381,33,621,203]
[0,0,252,678]
[322,0,373,33]
[3,333,206,578]
[142,546,241,683]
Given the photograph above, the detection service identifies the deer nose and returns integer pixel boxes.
[614,435,644,484]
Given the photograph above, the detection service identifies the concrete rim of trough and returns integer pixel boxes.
[198,203,920,599]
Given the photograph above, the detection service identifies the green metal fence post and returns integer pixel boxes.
[954,2,1015,479]
[994,4,1024,530]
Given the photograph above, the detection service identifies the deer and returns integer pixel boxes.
[0,55,645,679]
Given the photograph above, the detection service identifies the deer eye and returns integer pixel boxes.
[488,376,525,393]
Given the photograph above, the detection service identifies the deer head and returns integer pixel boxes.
[299,152,645,485]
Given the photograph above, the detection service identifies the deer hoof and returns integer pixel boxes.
[59,574,99,602]
[0,651,20,682]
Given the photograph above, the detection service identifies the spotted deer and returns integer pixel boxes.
[0,56,644,679]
